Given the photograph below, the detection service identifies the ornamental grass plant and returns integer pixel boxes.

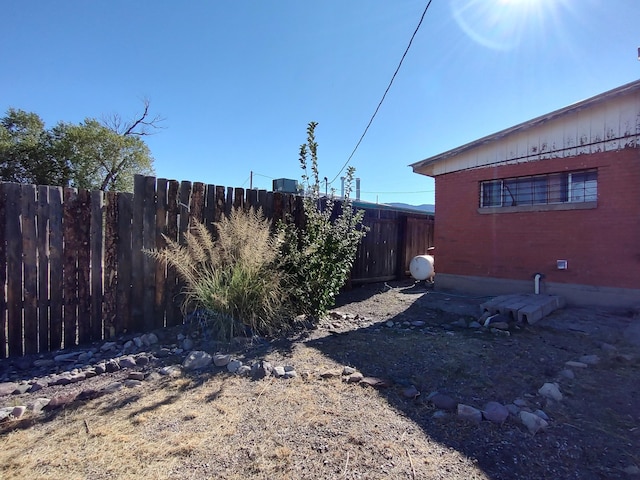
[147,207,289,340]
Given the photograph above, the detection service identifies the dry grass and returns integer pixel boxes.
[0,344,489,480]
[1,282,638,479]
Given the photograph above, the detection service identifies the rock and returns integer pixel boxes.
[47,392,79,409]
[533,409,549,421]
[31,398,51,414]
[141,333,159,346]
[432,410,448,419]
[182,338,195,351]
[213,354,232,367]
[106,359,121,373]
[428,392,458,411]
[11,406,27,419]
[320,369,341,379]
[565,361,588,368]
[513,398,529,407]
[227,360,243,373]
[68,372,86,383]
[506,404,520,416]
[50,373,72,386]
[273,366,286,378]
[360,377,392,388]
[401,386,420,399]
[29,380,48,392]
[159,365,182,377]
[101,382,123,393]
[457,404,482,423]
[0,407,13,421]
[615,354,635,363]
[284,370,298,379]
[54,352,80,362]
[482,401,509,424]
[123,340,135,353]
[84,368,97,378]
[124,379,142,388]
[600,342,617,353]
[252,361,273,379]
[0,382,19,396]
[94,363,107,374]
[183,351,213,371]
[284,365,295,372]
[236,365,252,376]
[133,336,143,348]
[14,383,31,394]
[559,369,575,379]
[520,410,548,435]
[342,366,357,375]
[385,320,394,328]
[538,382,563,401]
[623,465,640,475]
[451,319,467,328]
[347,372,363,383]
[135,355,150,367]
[118,356,137,369]
[579,354,600,365]
[100,341,118,352]
[33,359,55,368]
[468,321,482,329]
[78,351,93,362]
[155,347,172,358]
[411,321,425,327]
[128,371,145,381]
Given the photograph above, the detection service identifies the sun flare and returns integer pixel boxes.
[451,0,565,50]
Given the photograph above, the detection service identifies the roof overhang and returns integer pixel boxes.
[410,79,640,177]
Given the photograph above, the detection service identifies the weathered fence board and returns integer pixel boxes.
[37,186,50,353]
[0,175,434,358]
[63,188,78,349]
[90,190,104,341]
[165,180,180,327]
[22,184,38,354]
[154,179,168,326]
[49,187,64,350]
[76,189,92,346]
[103,192,118,338]
[116,192,133,335]
[6,184,22,356]
[0,184,7,358]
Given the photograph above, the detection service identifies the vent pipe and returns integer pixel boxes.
[340,177,345,198]
[356,178,361,201]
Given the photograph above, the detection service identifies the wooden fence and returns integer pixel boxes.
[0,175,434,358]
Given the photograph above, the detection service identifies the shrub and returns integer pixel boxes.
[278,122,368,318]
[147,208,289,340]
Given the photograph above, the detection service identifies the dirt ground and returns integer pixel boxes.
[1,280,639,479]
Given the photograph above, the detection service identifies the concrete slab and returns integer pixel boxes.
[482,294,565,325]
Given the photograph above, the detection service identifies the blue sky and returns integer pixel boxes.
[2,0,639,205]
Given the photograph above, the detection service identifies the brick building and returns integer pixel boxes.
[411,80,640,307]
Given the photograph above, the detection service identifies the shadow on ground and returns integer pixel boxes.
[306,285,640,480]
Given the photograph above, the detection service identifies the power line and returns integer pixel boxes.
[328,0,434,185]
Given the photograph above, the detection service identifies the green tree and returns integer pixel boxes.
[0,108,71,185]
[0,100,160,191]
[278,122,368,318]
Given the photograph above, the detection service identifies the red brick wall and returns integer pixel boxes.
[434,148,640,289]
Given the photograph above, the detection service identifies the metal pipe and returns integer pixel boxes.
[534,273,543,294]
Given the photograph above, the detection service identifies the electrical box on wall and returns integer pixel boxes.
[557,260,568,270]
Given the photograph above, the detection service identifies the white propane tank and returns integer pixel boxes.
[409,255,434,281]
